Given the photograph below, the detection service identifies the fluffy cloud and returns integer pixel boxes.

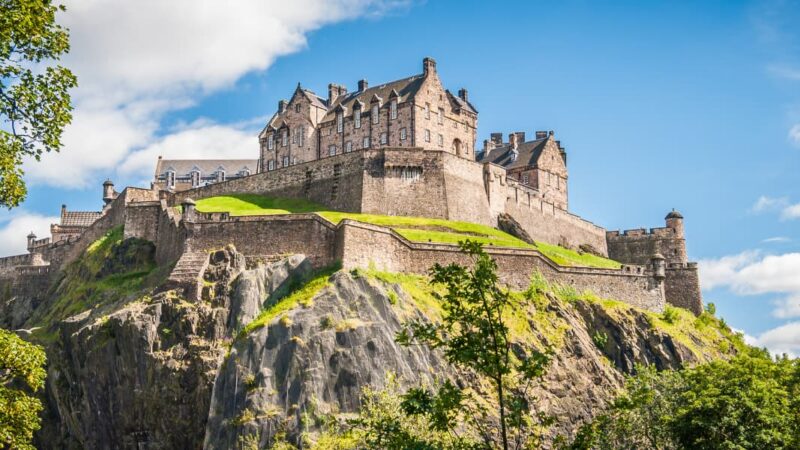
[750,195,788,213]
[0,213,60,256]
[697,250,760,291]
[120,121,259,180]
[781,202,800,220]
[24,0,402,187]
[751,322,800,358]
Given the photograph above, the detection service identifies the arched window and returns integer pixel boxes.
[452,139,463,156]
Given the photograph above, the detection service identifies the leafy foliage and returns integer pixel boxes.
[0,328,47,449]
[396,240,553,450]
[563,351,800,450]
[0,0,77,207]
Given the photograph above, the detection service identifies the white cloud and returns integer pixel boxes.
[120,121,258,179]
[790,124,800,146]
[762,236,791,243]
[773,295,800,319]
[750,195,788,213]
[0,213,60,256]
[751,322,800,358]
[24,0,403,187]
[781,202,800,219]
[698,250,760,291]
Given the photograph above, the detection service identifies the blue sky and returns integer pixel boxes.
[3,0,800,354]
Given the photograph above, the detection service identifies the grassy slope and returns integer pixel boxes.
[194,194,620,269]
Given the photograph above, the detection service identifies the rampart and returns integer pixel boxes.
[607,226,687,265]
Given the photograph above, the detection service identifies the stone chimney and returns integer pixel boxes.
[490,133,503,145]
[103,179,115,205]
[509,133,518,150]
[358,79,368,91]
[483,139,491,152]
[535,130,548,139]
[278,100,287,113]
[423,57,437,76]
[328,83,347,105]
[515,131,526,143]
[458,88,468,102]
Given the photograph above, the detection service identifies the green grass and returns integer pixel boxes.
[193,193,621,269]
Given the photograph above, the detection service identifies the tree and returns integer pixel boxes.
[565,351,800,450]
[0,328,47,450]
[0,0,77,208]
[396,240,552,450]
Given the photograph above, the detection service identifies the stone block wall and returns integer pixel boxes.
[337,220,664,312]
[607,226,686,265]
[664,264,703,315]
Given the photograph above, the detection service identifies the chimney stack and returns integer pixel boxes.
[483,139,491,152]
[358,79,368,91]
[423,57,437,76]
[535,130,548,140]
[458,88,468,102]
[278,100,287,113]
[509,133,518,150]
[490,133,503,145]
[328,83,347,105]
[515,131,525,143]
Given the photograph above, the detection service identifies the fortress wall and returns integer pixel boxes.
[173,150,366,212]
[124,202,161,242]
[502,182,608,254]
[441,153,493,225]
[154,200,185,266]
[338,221,664,312]
[185,214,337,269]
[665,264,703,315]
[606,229,686,266]
[360,149,450,219]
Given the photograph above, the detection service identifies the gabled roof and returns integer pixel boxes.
[61,211,101,227]
[155,159,258,177]
[320,74,426,122]
[446,90,477,114]
[478,138,548,170]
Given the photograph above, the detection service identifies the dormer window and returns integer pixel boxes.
[190,170,200,187]
[240,168,250,177]
[354,107,361,129]
[372,104,379,124]
[166,170,176,189]
[390,99,397,120]
[337,111,343,133]
[216,170,225,183]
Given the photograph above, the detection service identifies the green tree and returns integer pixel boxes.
[0,328,47,449]
[0,0,77,208]
[396,240,552,450]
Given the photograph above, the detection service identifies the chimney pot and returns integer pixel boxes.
[490,132,503,145]
[358,79,368,91]
[458,88,468,102]
[423,57,437,76]
[535,130,548,139]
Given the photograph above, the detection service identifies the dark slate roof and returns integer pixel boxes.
[319,75,425,122]
[61,211,101,227]
[446,90,477,114]
[478,138,548,170]
[155,159,258,176]
[665,210,684,219]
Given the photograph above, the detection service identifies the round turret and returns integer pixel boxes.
[103,179,116,205]
[650,253,666,281]
[665,208,684,237]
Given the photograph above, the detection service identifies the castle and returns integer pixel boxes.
[0,57,702,315]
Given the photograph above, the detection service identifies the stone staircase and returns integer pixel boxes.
[166,251,209,300]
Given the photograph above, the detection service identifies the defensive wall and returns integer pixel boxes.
[171,147,608,255]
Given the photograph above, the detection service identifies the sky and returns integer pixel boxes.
[2,0,800,355]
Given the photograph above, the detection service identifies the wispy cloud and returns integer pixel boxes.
[781,202,800,219]
[750,195,788,213]
[762,236,791,243]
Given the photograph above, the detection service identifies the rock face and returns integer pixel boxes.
[0,239,728,449]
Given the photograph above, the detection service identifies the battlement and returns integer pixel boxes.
[607,226,678,238]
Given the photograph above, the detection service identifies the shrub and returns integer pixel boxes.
[592,331,609,350]
[661,306,680,325]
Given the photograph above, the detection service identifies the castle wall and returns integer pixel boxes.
[184,214,337,269]
[441,154,493,225]
[607,227,686,265]
[664,264,703,315]
[338,220,664,312]
[154,200,185,266]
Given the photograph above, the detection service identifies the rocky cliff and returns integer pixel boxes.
[0,230,741,449]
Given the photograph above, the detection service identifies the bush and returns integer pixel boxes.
[592,331,608,350]
[661,306,680,325]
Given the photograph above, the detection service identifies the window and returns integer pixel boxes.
[328,145,336,156]
[464,122,468,131]
[295,103,301,113]
[400,127,407,141]
[267,134,274,150]
[522,174,529,184]
[354,108,361,128]
[363,136,370,148]
[240,169,250,177]
[437,133,443,147]
[217,170,225,182]
[425,129,431,142]
[291,129,297,144]
[336,111,343,133]
[282,129,288,146]
[283,156,289,167]
[372,104,379,124]
[424,103,430,119]
[380,132,387,145]
[345,141,352,153]
[390,99,397,120]
[298,127,304,147]
[166,170,175,188]
[190,171,200,187]
[438,108,444,125]
[268,159,275,171]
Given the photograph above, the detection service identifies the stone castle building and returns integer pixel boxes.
[3,57,703,316]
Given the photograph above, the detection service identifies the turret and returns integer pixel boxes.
[103,179,115,205]
[181,198,196,223]
[665,209,684,238]
[27,232,36,253]
[651,253,666,281]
